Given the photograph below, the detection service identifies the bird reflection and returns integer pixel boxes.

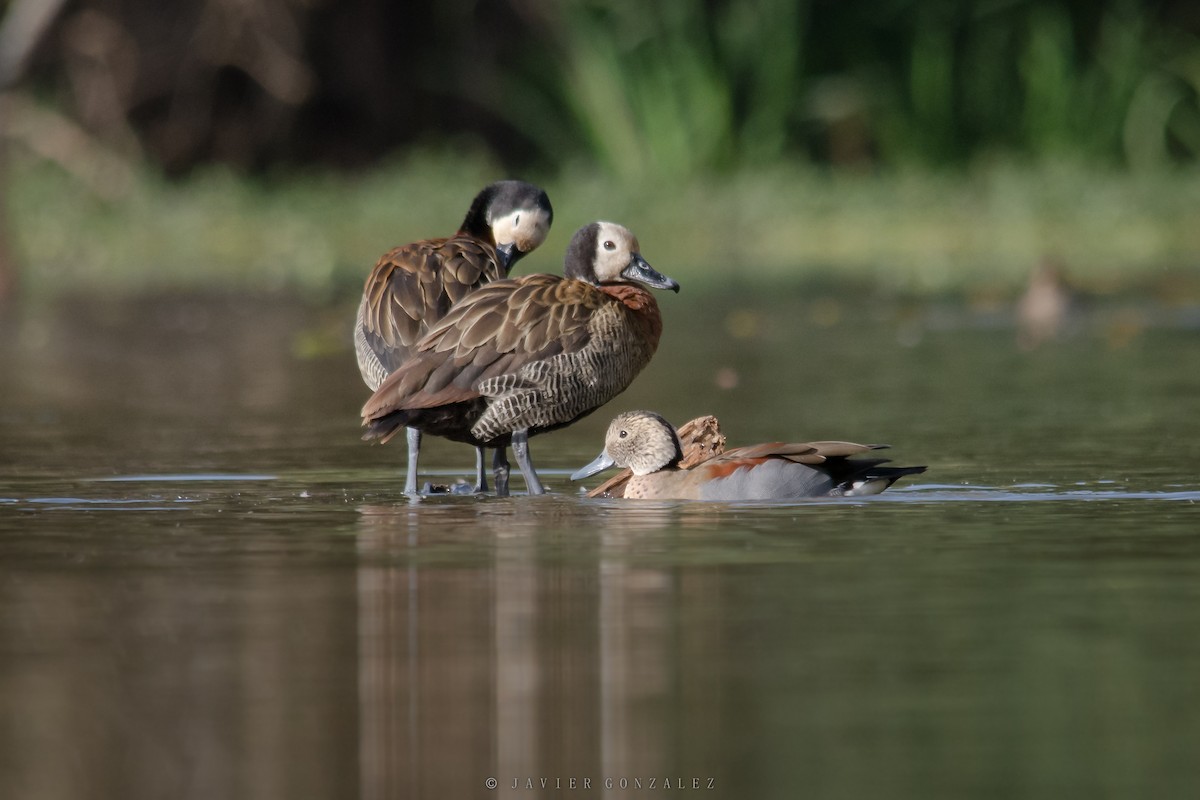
[353,498,731,794]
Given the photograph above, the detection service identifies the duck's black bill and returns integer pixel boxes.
[621,255,680,292]
[495,241,517,271]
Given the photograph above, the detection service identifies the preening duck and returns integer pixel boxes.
[354,180,553,493]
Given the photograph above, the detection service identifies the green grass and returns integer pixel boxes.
[8,147,1200,301]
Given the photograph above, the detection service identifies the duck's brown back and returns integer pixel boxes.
[361,275,666,446]
[471,283,664,441]
[355,235,504,389]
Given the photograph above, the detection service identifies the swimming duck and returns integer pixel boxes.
[354,180,553,493]
[1016,257,1075,351]
[361,221,680,496]
[585,415,727,498]
[572,411,926,500]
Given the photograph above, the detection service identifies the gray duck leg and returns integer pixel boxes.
[404,426,421,495]
[473,446,489,493]
[511,429,544,495]
[493,447,511,497]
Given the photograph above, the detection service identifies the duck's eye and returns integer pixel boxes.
[603,240,616,251]
[619,429,628,438]
[514,214,520,226]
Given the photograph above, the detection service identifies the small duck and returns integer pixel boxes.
[361,221,680,496]
[585,415,727,498]
[1016,257,1075,350]
[354,180,553,493]
[572,411,926,501]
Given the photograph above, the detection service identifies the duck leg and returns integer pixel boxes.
[493,447,511,497]
[511,429,544,495]
[472,446,489,493]
[404,426,422,494]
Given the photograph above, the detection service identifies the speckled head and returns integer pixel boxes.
[571,410,685,480]
[564,222,680,292]
[460,180,554,271]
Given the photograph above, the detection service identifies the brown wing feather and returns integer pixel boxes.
[362,275,604,421]
[714,440,884,466]
[360,235,503,365]
[800,441,888,458]
[721,442,816,461]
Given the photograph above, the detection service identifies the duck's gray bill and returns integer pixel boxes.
[571,451,616,481]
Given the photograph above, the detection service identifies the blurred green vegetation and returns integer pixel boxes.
[9,145,1200,300]
[505,0,1200,174]
[4,0,1200,299]
[18,0,1197,173]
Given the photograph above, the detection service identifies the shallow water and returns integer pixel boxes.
[2,291,1199,799]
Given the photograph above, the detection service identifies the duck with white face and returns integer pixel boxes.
[354,180,553,494]
[488,192,554,270]
[361,221,680,496]
[566,220,677,290]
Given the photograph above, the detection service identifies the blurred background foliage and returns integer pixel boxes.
[14,0,1200,173]
[1,0,1199,298]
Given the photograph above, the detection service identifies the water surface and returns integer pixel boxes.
[2,291,1198,799]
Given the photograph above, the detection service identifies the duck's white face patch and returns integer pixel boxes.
[590,221,641,283]
[491,207,552,254]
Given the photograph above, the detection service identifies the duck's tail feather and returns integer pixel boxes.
[839,464,927,496]
[362,410,411,443]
